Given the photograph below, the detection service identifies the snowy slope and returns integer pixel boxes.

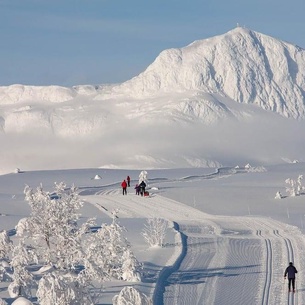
[1,164,305,304]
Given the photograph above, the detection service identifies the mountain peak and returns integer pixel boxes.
[113,27,305,119]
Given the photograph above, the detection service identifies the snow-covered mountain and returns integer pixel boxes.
[1,27,305,173]
[112,27,305,119]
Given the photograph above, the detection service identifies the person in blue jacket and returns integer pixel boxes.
[284,262,298,292]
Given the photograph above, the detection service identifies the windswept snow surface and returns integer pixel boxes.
[1,163,305,304]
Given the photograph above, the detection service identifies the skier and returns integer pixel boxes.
[127,175,131,187]
[139,180,146,197]
[121,180,127,195]
[284,262,298,292]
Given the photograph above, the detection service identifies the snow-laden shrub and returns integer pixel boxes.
[0,230,12,262]
[285,175,304,197]
[275,191,283,199]
[0,231,12,258]
[121,249,142,282]
[112,286,152,305]
[82,213,141,282]
[36,271,94,305]
[142,218,168,247]
[0,259,12,282]
[15,218,30,236]
[9,240,37,298]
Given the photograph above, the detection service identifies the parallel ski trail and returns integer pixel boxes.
[254,229,272,305]
[81,188,305,305]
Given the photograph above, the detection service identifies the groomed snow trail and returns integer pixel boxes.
[82,188,305,305]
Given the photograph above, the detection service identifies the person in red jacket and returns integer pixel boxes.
[121,180,127,195]
[127,175,131,187]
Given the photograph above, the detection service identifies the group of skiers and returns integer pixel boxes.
[121,175,147,196]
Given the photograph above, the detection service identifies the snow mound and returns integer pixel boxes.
[4,109,51,134]
[0,84,75,105]
[113,286,152,305]
[11,297,33,305]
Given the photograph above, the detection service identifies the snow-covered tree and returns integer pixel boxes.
[36,271,95,305]
[112,286,152,305]
[297,175,304,194]
[139,171,148,184]
[9,240,37,298]
[11,183,96,300]
[142,218,168,247]
[285,175,304,197]
[0,230,12,260]
[121,249,142,282]
[0,230,13,281]
[82,212,141,282]
[20,182,95,270]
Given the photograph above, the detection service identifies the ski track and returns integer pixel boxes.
[80,173,305,305]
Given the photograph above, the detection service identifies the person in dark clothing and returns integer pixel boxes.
[139,181,146,196]
[121,180,127,195]
[135,184,140,195]
[127,175,131,187]
[284,262,298,292]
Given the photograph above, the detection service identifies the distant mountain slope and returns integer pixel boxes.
[112,27,305,119]
[1,28,305,172]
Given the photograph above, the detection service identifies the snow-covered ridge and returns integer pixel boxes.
[0,84,76,104]
[112,27,305,119]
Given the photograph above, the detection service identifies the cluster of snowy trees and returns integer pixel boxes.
[275,175,305,199]
[0,183,145,304]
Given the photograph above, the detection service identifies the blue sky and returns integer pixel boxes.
[1,0,305,87]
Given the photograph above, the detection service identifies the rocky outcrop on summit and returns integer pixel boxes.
[115,27,305,119]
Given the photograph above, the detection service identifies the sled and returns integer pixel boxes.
[144,191,149,197]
